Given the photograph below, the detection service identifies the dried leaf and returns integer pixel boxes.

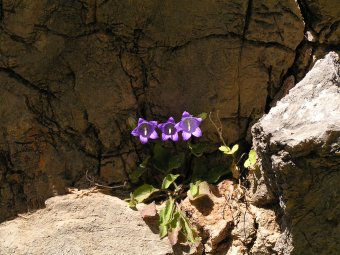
[233,184,245,200]
[168,227,180,246]
[127,116,137,129]
[137,202,157,218]
[230,161,240,179]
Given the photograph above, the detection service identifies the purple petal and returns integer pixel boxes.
[175,122,182,131]
[182,131,192,141]
[131,127,139,136]
[192,127,202,137]
[150,121,158,126]
[196,117,202,123]
[149,130,158,139]
[140,136,148,144]
[158,123,165,129]
[168,117,175,123]
[182,111,191,118]
[171,133,179,142]
[138,118,144,125]
[162,133,170,141]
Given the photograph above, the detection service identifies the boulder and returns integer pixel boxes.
[0,190,173,255]
[250,52,340,254]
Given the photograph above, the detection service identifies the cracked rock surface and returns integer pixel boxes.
[250,52,340,254]
[0,0,339,224]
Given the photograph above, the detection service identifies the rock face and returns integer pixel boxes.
[291,0,340,81]
[0,0,339,223]
[0,191,173,255]
[0,0,306,221]
[250,52,340,254]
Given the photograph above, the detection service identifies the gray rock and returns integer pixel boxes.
[0,191,173,255]
[250,52,340,254]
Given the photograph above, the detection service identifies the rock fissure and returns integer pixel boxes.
[0,2,339,254]
[0,67,56,98]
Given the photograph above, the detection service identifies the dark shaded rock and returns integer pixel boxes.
[250,52,340,254]
[290,0,340,82]
[0,0,306,221]
[297,0,340,45]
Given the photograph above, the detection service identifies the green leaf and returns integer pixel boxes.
[231,144,239,154]
[129,156,150,183]
[188,181,212,200]
[159,225,168,239]
[189,181,200,198]
[197,112,207,120]
[206,165,231,183]
[168,211,181,245]
[161,174,180,189]
[219,145,231,153]
[189,143,208,157]
[152,144,171,172]
[191,157,207,182]
[127,116,137,129]
[131,184,158,205]
[249,149,257,162]
[179,213,199,243]
[219,144,239,155]
[168,153,185,171]
[127,193,137,208]
[191,157,231,183]
[159,198,175,227]
[244,149,257,168]
[169,211,181,229]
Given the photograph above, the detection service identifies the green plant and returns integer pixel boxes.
[126,111,257,245]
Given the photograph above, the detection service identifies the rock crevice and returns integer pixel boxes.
[0,0,338,224]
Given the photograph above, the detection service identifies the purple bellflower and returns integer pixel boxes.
[131,118,158,144]
[158,117,179,142]
[176,111,202,141]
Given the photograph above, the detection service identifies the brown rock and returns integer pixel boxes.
[298,0,340,44]
[181,181,234,253]
[0,0,308,221]
[249,205,281,254]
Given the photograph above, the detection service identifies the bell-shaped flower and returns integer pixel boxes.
[176,111,202,141]
[131,118,158,144]
[158,117,179,142]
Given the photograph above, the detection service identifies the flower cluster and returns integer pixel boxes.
[131,111,202,144]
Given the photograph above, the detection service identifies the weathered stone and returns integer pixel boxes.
[0,191,173,255]
[249,205,281,255]
[289,0,340,84]
[298,0,340,44]
[229,203,256,250]
[180,181,234,253]
[251,52,340,254]
[0,0,307,221]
